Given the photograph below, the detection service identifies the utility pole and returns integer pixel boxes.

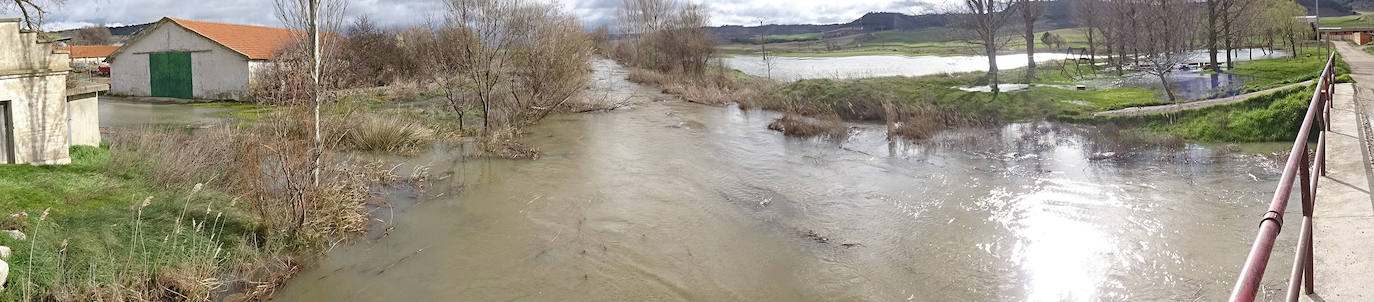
[1316,0,1324,56]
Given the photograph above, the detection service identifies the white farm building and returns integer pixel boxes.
[107,17,296,100]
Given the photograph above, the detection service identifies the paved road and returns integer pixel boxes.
[1093,80,1313,116]
[1300,42,1374,302]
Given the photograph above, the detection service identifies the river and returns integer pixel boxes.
[261,60,1306,301]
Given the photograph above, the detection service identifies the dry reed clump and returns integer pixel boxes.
[627,67,771,106]
[338,114,437,154]
[481,128,540,159]
[768,114,849,138]
[104,127,243,188]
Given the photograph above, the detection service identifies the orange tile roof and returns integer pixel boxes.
[167,18,299,60]
[57,45,119,58]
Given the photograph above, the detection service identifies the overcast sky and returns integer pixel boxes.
[34,0,942,32]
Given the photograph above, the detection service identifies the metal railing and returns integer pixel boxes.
[1229,52,1338,302]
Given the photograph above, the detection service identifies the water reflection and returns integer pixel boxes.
[98,96,230,127]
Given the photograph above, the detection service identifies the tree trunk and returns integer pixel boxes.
[1159,73,1177,103]
[1024,5,1037,83]
[987,42,1001,95]
[308,0,321,188]
[1223,12,1234,69]
[1025,26,1036,82]
[1086,28,1096,65]
[1207,0,1220,72]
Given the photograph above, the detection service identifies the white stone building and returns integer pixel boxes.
[107,17,295,100]
[0,18,103,165]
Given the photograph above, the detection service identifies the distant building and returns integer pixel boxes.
[1321,27,1374,45]
[56,45,118,71]
[0,18,104,165]
[106,17,297,100]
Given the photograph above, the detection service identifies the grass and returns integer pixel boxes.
[1321,12,1374,28]
[1088,85,1317,142]
[753,62,1165,123]
[0,146,255,300]
[1227,51,1350,92]
[189,102,276,120]
[763,33,821,43]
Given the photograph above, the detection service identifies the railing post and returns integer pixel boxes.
[1300,147,1312,216]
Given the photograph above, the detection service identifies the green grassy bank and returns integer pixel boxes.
[0,146,256,300]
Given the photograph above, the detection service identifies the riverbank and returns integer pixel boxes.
[0,89,466,300]
[700,50,1342,143]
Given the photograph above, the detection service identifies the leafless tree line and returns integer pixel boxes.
[955,0,1315,99]
[255,0,594,137]
[614,0,717,77]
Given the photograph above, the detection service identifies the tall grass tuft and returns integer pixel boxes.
[339,114,436,154]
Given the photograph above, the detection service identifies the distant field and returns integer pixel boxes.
[1322,12,1374,27]
[763,33,821,43]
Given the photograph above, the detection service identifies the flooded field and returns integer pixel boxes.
[723,53,1073,81]
[268,61,1306,301]
[98,97,231,127]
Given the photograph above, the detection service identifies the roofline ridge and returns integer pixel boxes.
[166,17,294,32]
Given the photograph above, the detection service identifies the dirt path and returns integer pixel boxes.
[1092,80,1312,116]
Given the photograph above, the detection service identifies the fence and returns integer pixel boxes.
[1228,52,1338,302]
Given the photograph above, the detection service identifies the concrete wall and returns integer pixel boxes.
[66,92,100,147]
[110,21,251,100]
[0,19,74,165]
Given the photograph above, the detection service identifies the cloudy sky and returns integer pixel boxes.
[33,0,942,31]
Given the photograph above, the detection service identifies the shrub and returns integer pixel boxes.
[768,114,849,138]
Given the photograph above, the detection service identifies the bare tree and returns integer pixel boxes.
[1263,0,1309,58]
[1016,0,1044,82]
[272,0,346,218]
[615,0,717,76]
[1205,0,1221,72]
[444,0,529,132]
[2,0,62,30]
[757,19,775,80]
[954,0,1016,94]
[72,25,111,45]
[343,16,411,86]
[1218,0,1255,69]
[1138,0,1197,107]
[1073,0,1098,64]
[508,2,595,124]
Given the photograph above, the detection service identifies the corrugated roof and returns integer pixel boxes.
[167,18,299,60]
[57,45,119,58]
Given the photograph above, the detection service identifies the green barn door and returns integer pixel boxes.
[149,52,193,99]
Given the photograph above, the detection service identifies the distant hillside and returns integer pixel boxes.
[711,0,1077,44]
[1298,0,1360,16]
[107,23,152,36]
[52,22,153,45]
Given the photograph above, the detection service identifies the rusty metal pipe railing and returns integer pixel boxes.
[1229,52,1337,302]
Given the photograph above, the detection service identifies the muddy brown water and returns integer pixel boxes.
[97,97,232,127]
[268,60,1305,301]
